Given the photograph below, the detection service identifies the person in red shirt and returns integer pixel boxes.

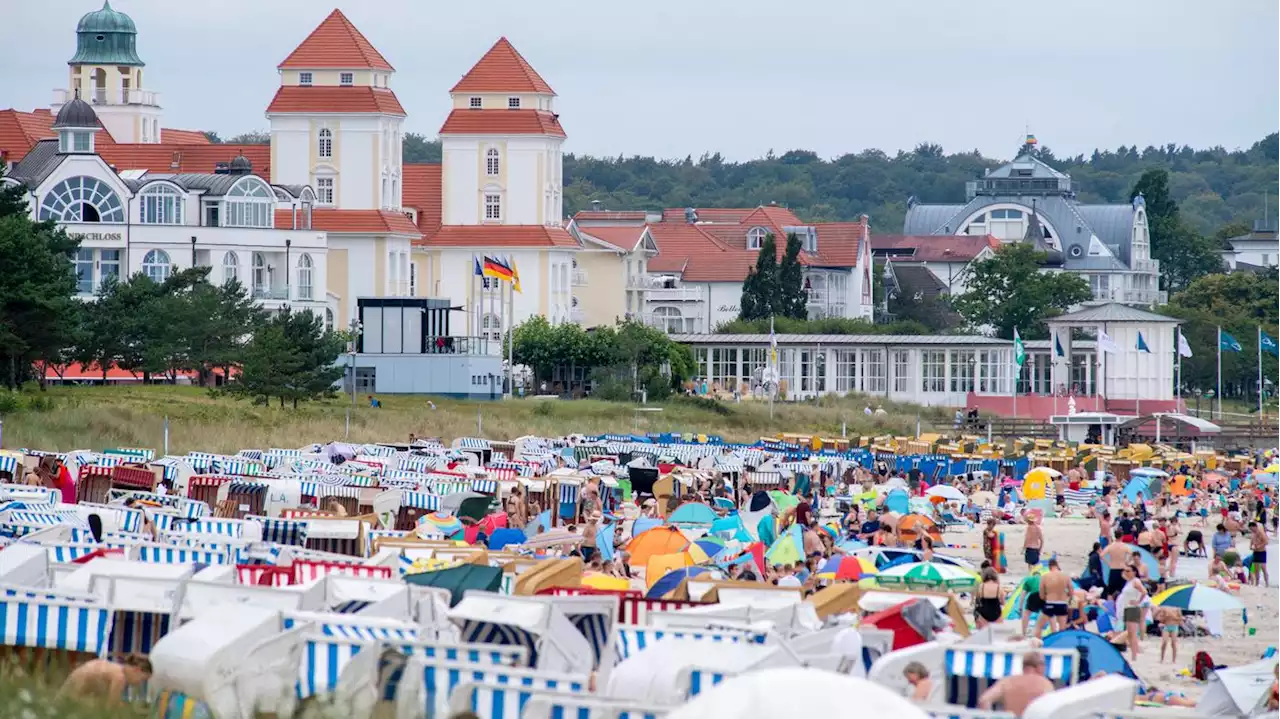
[32,456,76,504]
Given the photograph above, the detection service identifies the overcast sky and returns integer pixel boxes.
[3,0,1276,161]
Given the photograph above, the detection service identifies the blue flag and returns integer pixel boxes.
[1137,332,1151,353]
[1054,335,1065,358]
[473,256,483,276]
[1262,331,1280,358]
[1220,330,1243,352]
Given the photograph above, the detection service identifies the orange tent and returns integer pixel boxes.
[898,515,942,544]
[625,526,689,566]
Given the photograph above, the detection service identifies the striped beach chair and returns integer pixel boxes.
[407,660,585,719]
[611,625,768,664]
[943,646,1078,708]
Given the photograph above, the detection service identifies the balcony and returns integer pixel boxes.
[648,286,705,302]
[641,314,703,334]
[252,287,291,301]
[570,307,584,323]
[1131,259,1159,274]
[1090,287,1167,305]
[571,270,588,287]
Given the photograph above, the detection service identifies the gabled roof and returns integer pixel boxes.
[415,225,579,249]
[402,164,442,233]
[6,139,66,188]
[97,143,271,176]
[0,108,55,162]
[160,128,211,144]
[450,37,554,95]
[578,225,652,253]
[278,9,393,71]
[438,109,564,137]
[266,86,405,116]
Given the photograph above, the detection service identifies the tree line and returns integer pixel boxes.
[0,183,345,406]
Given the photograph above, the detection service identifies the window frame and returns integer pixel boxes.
[39,176,125,223]
[339,72,353,86]
[222,251,239,285]
[746,226,768,250]
[318,128,332,159]
[315,176,335,205]
[74,248,94,294]
[299,72,313,86]
[142,249,172,283]
[297,253,314,300]
[485,147,500,177]
[222,177,274,229]
[484,193,502,221]
[469,96,482,109]
[138,183,184,225]
[507,97,521,109]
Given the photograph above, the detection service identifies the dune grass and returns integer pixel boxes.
[1,385,946,454]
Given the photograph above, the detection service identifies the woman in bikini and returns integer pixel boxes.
[973,567,1004,628]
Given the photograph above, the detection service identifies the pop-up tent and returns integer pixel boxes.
[1196,658,1278,716]
[1042,629,1139,683]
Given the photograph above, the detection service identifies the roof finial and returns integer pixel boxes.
[73,88,80,100]
[103,0,112,9]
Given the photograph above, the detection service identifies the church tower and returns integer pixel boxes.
[267,9,404,211]
[440,38,564,227]
[57,1,162,144]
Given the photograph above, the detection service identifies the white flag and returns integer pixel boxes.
[1177,332,1194,358]
[1097,329,1120,354]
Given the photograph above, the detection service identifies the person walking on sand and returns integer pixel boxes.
[978,651,1055,716]
[1098,510,1112,549]
[1036,559,1071,635]
[1248,521,1270,587]
[1117,565,1147,661]
[1023,515,1043,571]
[1155,604,1183,664]
[1102,529,1131,599]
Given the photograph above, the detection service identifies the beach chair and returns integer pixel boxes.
[937,509,973,531]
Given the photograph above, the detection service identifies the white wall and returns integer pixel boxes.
[441,135,563,225]
[270,114,397,210]
[1100,324,1176,400]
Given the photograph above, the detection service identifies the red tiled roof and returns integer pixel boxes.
[871,234,998,262]
[579,225,648,252]
[98,143,271,176]
[661,207,755,224]
[572,210,649,223]
[278,9,394,71]
[0,108,55,162]
[266,86,405,115]
[309,209,421,237]
[808,222,867,267]
[402,164,442,233]
[450,37,554,95]
[415,224,579,248]
[438,109,564,137]
[159,128,211,144]
[646,222,730,274]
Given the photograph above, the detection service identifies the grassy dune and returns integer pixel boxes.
[1,385,946,454]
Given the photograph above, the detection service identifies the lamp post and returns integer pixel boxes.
[348,320,363,406]
[1194,388,1202,417]
[285,239,292,299]
[190,235,197,267]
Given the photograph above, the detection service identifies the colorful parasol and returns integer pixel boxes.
[1150,583,1243,611]
[816,555,877,581]
[626,526,690,566]
[876,561,978,590]
[418,512,462,536]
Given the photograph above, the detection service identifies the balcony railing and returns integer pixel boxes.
[1090,288,1167,305]
[252,287,290,301]
[648,287,704,302]
[570,307,584,323]
[423,336,491,355]
[1131,259,1159,274]
[571,270,588,287]
[641,314,703,334]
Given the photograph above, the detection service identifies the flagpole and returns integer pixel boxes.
[769,315,775,420]
[1176,326,1182,403]
[1216,326,1223,420]
[508,276,515,399]
[1259,325,1264,416]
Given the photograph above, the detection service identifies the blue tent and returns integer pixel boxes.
[669,503,716,528]
[646,566,712,599]
[1120,476,1152,504]
[884,489,910,515]
[487,528,526,550]
[631,516,664,537]
[1043,629,1141,685]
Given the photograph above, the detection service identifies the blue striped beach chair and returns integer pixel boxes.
[944,646,1078,708]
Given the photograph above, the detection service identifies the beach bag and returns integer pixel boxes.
[1193,650,1216,680]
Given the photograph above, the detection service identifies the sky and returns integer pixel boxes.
[2,0,1276,162]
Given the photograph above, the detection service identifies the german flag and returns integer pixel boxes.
[482,256,514,282]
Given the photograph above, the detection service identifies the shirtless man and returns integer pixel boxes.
[1023,515,1043,570]
[1101,529,1131,599]
[1098,511,1112,549]
[59,655,151,703]
[1036,559,1071,634]
[978,651,1055,716]
[1249,521,1270,587]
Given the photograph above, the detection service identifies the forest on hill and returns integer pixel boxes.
[398,132,1279,236]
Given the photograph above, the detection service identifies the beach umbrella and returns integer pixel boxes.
[816,556,876,581]
[877,561,978,590]
[646,565,713,599]
[418,512,462,536]
[694,537,726,558]
[669,502,717,528]
[1259,463,1279,474]
[926,485,966,502]
[1130,467,1169,479]
[1151,583,1243,611]
[713,497,736,511]
[440,490,483,514]
[523,528,584,550]
[836,538,867,552]
[1131,546,1162,578]
[631,516,665,538]
[666,667,930,719]
[581,572,630,591]
[765,525,804,567]
[767,490,799,513]
[626,526,689,566]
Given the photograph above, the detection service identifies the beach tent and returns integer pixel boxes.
[1196,658,1279,716]
[175,577,320,621]
[1120,476,1154,504]
[884,489,910,515]
[447,593,594,674]
[1041,629,1139,682]
[403,563,502,606]
[520,691,671,719]
[665,667,929,719]
[1022,468,1055,500]
[606,637,795,705]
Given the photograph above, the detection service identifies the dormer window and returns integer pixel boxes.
[469,97,482,109]
[299,72,313,86]
[507,97,521,109]
[747,226,768,250]
[340,73,354,86]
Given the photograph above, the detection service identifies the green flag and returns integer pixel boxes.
[1013,328,1026,367]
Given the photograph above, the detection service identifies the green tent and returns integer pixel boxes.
[403,563,503,606]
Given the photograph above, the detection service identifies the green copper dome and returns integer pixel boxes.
[69,1,143,66]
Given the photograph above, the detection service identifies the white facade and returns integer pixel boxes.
[441,134,563,226]
[269,113,403,211]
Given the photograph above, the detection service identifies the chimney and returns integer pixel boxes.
[684,207,698,224]
[590,199,602,212]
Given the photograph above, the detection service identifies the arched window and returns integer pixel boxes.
[486,147,500,176]
[252,252,267,294]
[222,252,239,285]
[318,128,332,159]
[324,308,334,332]
[224,178,273,228]
[297,253,314,300]
[746,226,768,250]
[139,184,183,224]
[481,313,502,342]
[652,306,686,333]
[39,176,124,223]
[142,249,171,283]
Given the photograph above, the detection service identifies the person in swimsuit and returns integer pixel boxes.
[973,567,1004,628]
[1036,559,1071,635]
[1023,515,1043,570]
[1101,529,1131,599]
[978,651,1055,716]
[1248,521,1270,587]
[1155,605,1183,664]
[59,655,151,703]
[903,661,933,701]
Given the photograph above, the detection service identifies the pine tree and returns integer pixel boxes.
[738,233,780,320]
[778,232,807,319]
